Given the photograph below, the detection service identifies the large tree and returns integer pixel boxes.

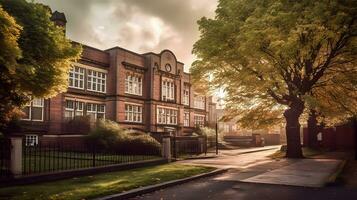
[0,0,82,131]
[191,0,357,158]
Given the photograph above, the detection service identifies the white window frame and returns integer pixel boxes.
[184,112,190,127]
[157,107,177,125]
[183,84,190,105]
[125,103,143,123]
[194,95,205,109]
[194,114,205,127]
[25,134,38,146]
[87,69,106,93]
[86,103,106,120]
[125,73,143,96]
[65,100,84,120]
[162,79,175,101]
[68,66,85,90]
[21,98,44,121]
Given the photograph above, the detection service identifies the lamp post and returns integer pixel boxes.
[215,113,218,155]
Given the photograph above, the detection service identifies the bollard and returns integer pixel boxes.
[10,137,23,176]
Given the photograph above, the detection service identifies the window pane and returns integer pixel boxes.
[31,107,43,120]
[22,107,30,120]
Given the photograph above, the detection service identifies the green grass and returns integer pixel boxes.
[268,147,326,159]
[0,163,215,200]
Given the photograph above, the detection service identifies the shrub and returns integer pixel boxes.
[193,126,223,142]
[86,119,161,154]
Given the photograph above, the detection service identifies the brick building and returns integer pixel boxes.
[18,11,213,145]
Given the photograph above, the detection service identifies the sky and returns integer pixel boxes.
[35,0,218,72]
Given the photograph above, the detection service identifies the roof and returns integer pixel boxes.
[50,11,67,23]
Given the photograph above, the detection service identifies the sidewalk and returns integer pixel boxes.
[241,158,343,187]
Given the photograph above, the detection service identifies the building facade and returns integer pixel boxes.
[18,11,213,145]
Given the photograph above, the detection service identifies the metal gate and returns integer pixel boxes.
[0,138,12,180]
[171,135,218,159]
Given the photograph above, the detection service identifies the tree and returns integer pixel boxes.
[0,0,82,131]
[0,5,23,131]
[305,67,357,147]
[191,0,357,158]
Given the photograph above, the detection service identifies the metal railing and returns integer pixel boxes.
[0,138,11,179]
[22,141,161,175]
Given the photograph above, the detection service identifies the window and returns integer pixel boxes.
[125,104,143,123]
[22,98,44,121]
[157,107,177,125]
[69,66,85,89]
[87,70,106,93]
[162,79,175,101]
[125,73,142,95]
[25,135,38,146]
[183,84,190,105]
[86,103,105,121]
[97,104,105,119]
[232,125,237,132]
[184,112,190,127]
[64,100,84,120]
[194,95,205,109]
[194,115,205,127]
[87,103,97,121]
[224,124,230,132]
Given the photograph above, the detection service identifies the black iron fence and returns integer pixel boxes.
[171,136,206,158]
[22,142,161,175]
[0,138,11,179]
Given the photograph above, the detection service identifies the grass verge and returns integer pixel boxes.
[268,147,326,159]
[0,163,215,200]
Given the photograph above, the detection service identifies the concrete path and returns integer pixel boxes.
[179,146,281,169]
[241,158,342,187]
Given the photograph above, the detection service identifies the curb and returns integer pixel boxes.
[94,168,228,200]
[230,147,280,156]
[325,160,347,186]
[174,155,218,161]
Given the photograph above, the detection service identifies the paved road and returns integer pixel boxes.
[131,148,357,200]
[132,177,357,200]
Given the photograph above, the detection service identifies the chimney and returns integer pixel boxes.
[50,11,67,34]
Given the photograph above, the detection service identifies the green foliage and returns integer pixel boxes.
[192,0,357,132]
[87,119,161,154]
[0,5,25,131]
[194,126,223,142]
[0,0,82,130]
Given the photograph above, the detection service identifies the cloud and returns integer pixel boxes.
[35,0,217,71]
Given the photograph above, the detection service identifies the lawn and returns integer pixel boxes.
[0,163,215,200]
[268,147,326,159]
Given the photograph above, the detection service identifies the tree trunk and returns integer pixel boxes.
[307,109,318,148]
[284,100,304,158]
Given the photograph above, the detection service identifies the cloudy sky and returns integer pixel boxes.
[36,0,218,72]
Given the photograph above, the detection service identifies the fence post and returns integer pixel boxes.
[10,137,22,176]
[198,137,204,154]
[162,137,171,161]
[92,145,96,167]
